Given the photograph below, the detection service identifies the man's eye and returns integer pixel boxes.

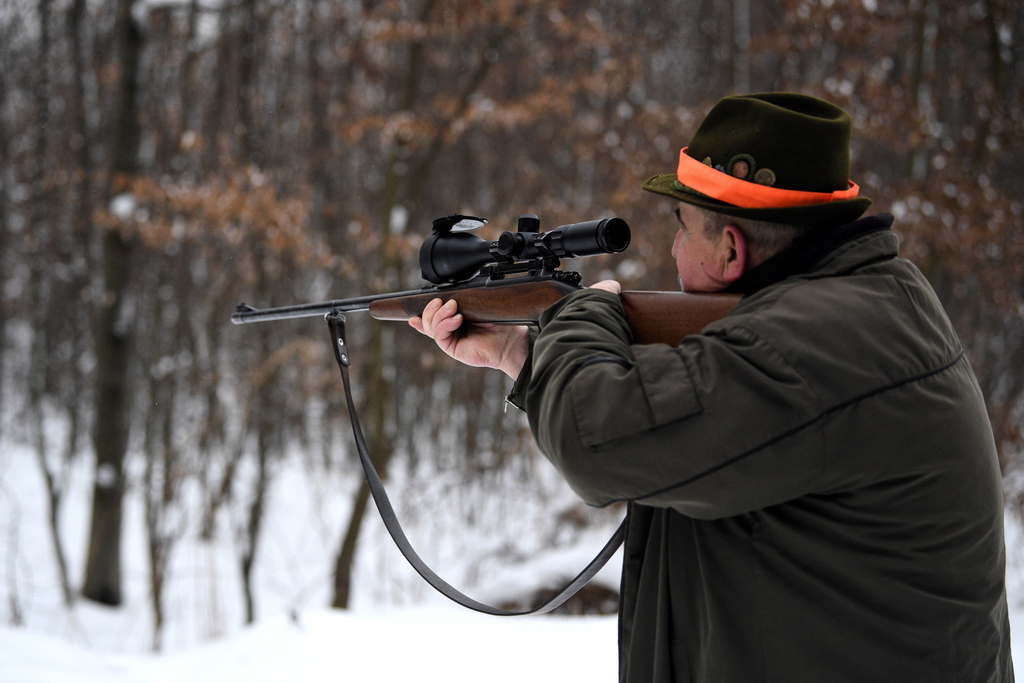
[673,207,686,231]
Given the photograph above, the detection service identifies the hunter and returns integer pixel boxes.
[411,92,1014,682]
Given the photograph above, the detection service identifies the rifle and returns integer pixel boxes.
[231,213,739,616]
[232,213,740,345]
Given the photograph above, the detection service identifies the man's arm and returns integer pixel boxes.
[522,288,826,517]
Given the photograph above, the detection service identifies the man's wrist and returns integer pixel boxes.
[497,328,530,379]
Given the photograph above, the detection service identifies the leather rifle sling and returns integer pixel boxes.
[326,312,624,616]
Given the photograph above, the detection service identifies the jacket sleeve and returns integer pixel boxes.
[523,288,826,519]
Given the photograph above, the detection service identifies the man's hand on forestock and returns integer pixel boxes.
[409,298,530,380]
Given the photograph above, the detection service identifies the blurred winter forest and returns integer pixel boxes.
[1,0,1022,653]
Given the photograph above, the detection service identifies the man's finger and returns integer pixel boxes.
[418,298,446,334]
[433,312,463,342]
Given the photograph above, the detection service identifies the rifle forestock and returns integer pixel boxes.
[369,284,740,346]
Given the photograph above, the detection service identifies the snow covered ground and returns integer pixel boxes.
[0,434,626,681]
[1,607,618,682]
[2,435,1023,681]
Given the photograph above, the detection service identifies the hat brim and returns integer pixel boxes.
[643,173,872,227]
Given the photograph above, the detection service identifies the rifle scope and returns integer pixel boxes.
[420,215,631,285]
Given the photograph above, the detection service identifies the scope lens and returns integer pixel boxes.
[547,217,631,258]
[419,231,494,284]
[595,217,630,253]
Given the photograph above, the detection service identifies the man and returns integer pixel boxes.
[411,93,1014,681]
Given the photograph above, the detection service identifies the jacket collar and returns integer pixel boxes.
[725,213,896,295]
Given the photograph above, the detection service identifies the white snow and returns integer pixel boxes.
[0,430,625,681]
[0,607,618,682]
[1,433,1021,681]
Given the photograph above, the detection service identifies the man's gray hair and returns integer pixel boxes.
[697,207,812,264]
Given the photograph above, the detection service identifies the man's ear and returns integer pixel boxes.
[720,224,748,283]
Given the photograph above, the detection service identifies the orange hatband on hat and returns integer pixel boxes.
[676,147,860,209]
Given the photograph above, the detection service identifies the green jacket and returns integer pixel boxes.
[511,215,1013,682]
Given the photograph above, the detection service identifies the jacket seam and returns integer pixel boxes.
[623,348,967,506]
[576,356,632,372]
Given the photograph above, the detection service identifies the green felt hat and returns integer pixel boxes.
[643,92,872,227]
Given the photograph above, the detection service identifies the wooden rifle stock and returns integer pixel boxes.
[617,291,740,345]
[369,280,740,346]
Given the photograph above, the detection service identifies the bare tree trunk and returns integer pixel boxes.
[237,0,259,165]
[83,230,132,606]
[177,0,201,161]
[203,4,230,171]
[329,0,440,610]
[331,390,392,609]
[240,436,268,624]
[145,393,180,651]
[143,438,166,649]
[732,0,751,94]
[141,293,184,652]
[0,31,8,430]
[4,520,24,626]
[305,0,335,244]
[35,449,74,607]
[25,0,75,609]
[972,0,1011,172]
[83,0,143,607]
[240,376,272,624]
[908,0,939,180]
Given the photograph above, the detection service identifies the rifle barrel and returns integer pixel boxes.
[231,288,434,325]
